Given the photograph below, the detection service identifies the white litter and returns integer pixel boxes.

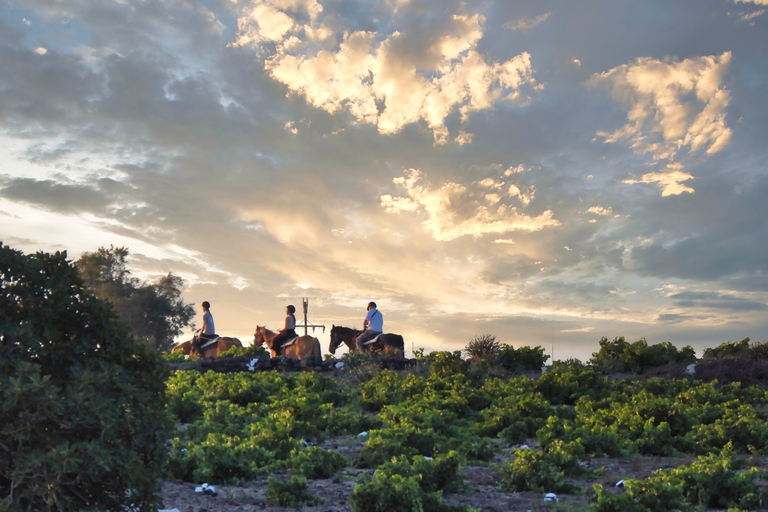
[159,509,180,512]
[357,431,368,437]
[518,444,531,450]
[544,492,558,502]
[335,361,345,368]
[194,483,217,496]
[247,358,260,372]
[686,363,697,375]
[615,479,625,487]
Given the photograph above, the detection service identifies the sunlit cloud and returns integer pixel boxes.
[623,162,695,196]
[232,1,539,144]
[380,169,559,241]
[590,52,732,162]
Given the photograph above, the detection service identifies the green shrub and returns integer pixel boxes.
[218,344,270,359]
[266,475,321,507]
[375,452,470,493]
[703,337,751,359]
[464,334,501,361]
[588,478,686,512]
[288,445,348,479]
[590,336,696,373]
[535,363,609,405]
[429,350,467,376]
[499,447,582,494]
[0,244,170,511]
[349,471,476,512]
[498,344,549,373]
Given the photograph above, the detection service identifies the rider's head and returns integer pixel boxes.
[286,305,296,314]
[202,301,210,310]
[367,301,377,310]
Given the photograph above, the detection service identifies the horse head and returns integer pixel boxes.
[253,326,264,347]
[329,325,341,354]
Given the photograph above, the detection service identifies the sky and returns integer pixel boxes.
[1,0,767,361]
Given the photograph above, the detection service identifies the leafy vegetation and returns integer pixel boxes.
[0,244,170,511]
[590,336,696,373]
[74,245,195,351]
[5,242,768,511]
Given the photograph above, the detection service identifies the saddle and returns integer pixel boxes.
[361,334,383,346]
[282,335,300,348]
[197,335,220,350]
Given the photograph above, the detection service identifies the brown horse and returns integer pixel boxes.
[253,326,322,360]
[171,336,243,358]
[328,325,405,357]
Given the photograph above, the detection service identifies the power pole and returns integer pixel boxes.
[296,297,325,336]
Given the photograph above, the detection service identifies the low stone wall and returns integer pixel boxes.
[168,355,418,374]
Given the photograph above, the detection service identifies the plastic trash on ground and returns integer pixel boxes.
[194,483,217,496]
[615,479,626,487]
[357,431,368,437]
[544,492,558,502]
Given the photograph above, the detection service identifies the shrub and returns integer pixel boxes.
[218,344,270,358]
[349,471,476,512]
[590,336,696,373]
[499,447,582,494]
[464,334,501,361]
[0,244,170,511]
[266,475,320,507]
[429,350,467,376]
[288,446,348,479]
[375,452,470,493]
[498,344,549,373]
[703,337,751,359]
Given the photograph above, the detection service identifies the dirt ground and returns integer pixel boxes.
[159,436,745,512]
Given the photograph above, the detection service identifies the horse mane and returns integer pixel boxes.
[332,325,357,335]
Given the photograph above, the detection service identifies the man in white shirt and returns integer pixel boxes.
[355,301,383,350]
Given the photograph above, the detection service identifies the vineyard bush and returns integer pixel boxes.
[159,334,768,509]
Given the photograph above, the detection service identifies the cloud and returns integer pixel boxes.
[380,168,560,241]
[734,0,768,5]
[503,12,553,32]
[232,1,539,144]
[590,52,732,161]
[622,162,695,196]
[669,291,768,312]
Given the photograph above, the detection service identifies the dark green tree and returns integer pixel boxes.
[0,243,170,511]
[75,246,195,351]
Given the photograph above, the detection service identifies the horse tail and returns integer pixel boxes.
[313,337,321,358]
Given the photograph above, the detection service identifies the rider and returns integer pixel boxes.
[270,305,297,355]
[193,301,217,354]
[355,301,382,350]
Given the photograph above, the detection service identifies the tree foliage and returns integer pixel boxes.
[589,336,696,373]
[0,243,170,511]
[75,246,195,351]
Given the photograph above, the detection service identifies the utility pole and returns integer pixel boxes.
[296,297,325,336]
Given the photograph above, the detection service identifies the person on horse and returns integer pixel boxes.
[356,301,383,350]
[193,301,217,354]
[270,305,297,355]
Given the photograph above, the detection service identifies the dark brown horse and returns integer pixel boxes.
[328,325,404,357]
[253,326,322,360]
[171,336,243,358]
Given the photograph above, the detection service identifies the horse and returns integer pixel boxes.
[253,325,322,360]
[328,325,405,357]
[171,336,243,358]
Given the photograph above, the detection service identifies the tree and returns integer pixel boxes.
[0,243,170,511]
[74,246,195,351]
